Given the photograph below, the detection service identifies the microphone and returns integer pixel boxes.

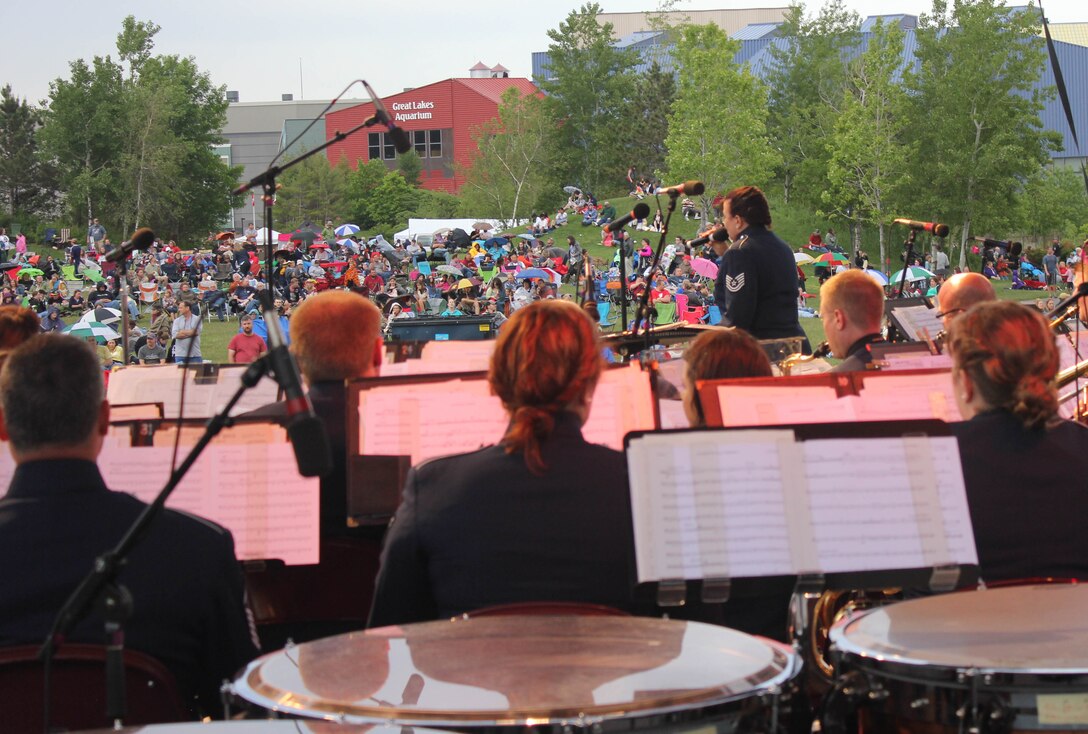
[103,228,156,263]
[262,305,333,478]
[971,236,1009,248]
[605,202,651,233]
[362,80,412,154]
[893,218,950,237]
[659,180,705,197]
[689,227,730,248]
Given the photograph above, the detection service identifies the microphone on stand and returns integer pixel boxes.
[103,228,156,263]
[605,202,651,234]
[262,308,333,478]
[362,80,412,154]
[659,180,705,198]
[689,227,730,249]
[893,218,950,237]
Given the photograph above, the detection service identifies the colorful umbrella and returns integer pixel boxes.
[78,307,123,327]
[815,252,847,266]
[308,242,330,250]
[334,223,360,237]
[690,258,719,279]
[889,266,936,283]
[455,278,475,291]
[63,321,120,343]
[863,270,890,286]
[17,267,43,278]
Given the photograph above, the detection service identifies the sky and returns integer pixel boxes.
[2,0,1083,106]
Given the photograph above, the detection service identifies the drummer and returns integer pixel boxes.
[368,300,638,626]
[947,300,1088,582]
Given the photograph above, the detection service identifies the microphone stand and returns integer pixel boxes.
[631,193,678,340]
[618,237,629,332]
[896,228,919,299]
[38,357,270,730]
[118,255,132,365]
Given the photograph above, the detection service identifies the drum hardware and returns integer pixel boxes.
[781,341,831,376]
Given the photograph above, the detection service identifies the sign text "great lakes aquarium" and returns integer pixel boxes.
[391,100,435,122]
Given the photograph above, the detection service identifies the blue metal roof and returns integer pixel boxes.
[860,14,917,32]
[731,23,782,41]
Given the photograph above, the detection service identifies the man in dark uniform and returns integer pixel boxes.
[820,269,886,372]
[0,336,259,717]
[714,186,810,352]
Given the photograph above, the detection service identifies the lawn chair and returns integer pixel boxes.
[653,302,677,325]
[706,304,723,325]
[597,301,617,330]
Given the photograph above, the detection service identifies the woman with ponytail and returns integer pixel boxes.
[368,300,637,627]
[947,300,1088,582]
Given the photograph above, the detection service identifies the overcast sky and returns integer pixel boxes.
[2,0,1081,106]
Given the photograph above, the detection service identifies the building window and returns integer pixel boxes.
[413,130,427,156]
[368,132,381,161]
[429,130,442,158]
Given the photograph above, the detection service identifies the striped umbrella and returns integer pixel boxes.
[335,223,360,237]
[862,270,889,286]
[63,321,120,343]
[889,266,936,283]
[78,306,123,327]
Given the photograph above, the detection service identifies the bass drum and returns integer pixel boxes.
[828,584,1088,733]
[229,615,803,732]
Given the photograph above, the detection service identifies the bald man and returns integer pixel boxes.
[820,270,886,373]
[937,272,996,328]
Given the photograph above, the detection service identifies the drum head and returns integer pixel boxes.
[831,584,1088,676]
[232,615,798,726]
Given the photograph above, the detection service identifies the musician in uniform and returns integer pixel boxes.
[714,186,810,352]
[368,300,639,626]
[819,270,886,372]
[948,300,1088,582]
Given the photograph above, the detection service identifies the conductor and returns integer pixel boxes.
[715,186,810,352]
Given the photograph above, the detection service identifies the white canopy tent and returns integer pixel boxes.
[394,219,508,241]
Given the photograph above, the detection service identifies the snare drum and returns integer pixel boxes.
[229,615,800,732]
[829,584,1088,733]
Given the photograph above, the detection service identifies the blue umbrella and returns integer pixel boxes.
[335,223,360,237]
[483,237,509,248]
[516,268,550,281]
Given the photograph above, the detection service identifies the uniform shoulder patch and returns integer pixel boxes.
[725,273,746,292]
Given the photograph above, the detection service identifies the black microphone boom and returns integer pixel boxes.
[103,228,156,263]
[605,202,651,234]
[660,181,705,197]
[893,217,950,237]
[262,309,333,478]
[689,227,729,249]
[363,80,413,154]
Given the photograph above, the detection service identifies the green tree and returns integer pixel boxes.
[765,0,861,207]
[274,152,351,234]
[0,85,56,219]
[539,2,638,194]
[664,24,779,219]
[458,87,557,226]
[396,149,423,187]
[822,20,910,267]
[347,159,391,230]
[39,16,238,242]
[1015,166,1088,243]
[367,171,419,233]
[615,60,676,182]
[904,0,1058,267]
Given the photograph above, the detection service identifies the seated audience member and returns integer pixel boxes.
[677,329,792,641]
[368,300,638,626]
[947,301,1088,583]
[819,270,885,372]
[0,336,258,717]
[0,306,40,354]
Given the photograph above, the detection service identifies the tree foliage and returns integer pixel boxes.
[0,85,57,219]
[274,153,351,234]
[458,87,557,226]
[37,15,237,243]
[539,3,638,195]
[615,60,676,182]
[665,24,779,217]
[904,0,1058,266]
[822,19,910,266]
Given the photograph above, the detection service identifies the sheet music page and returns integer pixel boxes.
[107,365,279,419]
[626,430,798,583]
[880,353,954,371]
[0,440,14,495]
[893,304,943,342]
[657,398,689,429]
[800,437,976,572]
[419,340,496,370]
[715,385,854,426]
[855,372,962,422]
[583,364,656,449]
[109,403,162,421]
[358,378,506,464]
[99,443,319,565]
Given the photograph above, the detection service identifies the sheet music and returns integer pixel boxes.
[99,443,319,565]
[583,364,656,447]
[879,352,954,371]
[892,304,943,342]
[381,341,497,376]
[657,398,689,430]
[107,364,280,419]
[855,372,962,422]
[716,385,852,426]
[0,440,14,495]
[626,431,976,583]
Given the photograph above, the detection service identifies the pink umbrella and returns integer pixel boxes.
[308,242,330,250]
[691,257,718,279]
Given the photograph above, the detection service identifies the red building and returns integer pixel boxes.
[324,76,540,194]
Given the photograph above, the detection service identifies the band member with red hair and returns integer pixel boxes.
[368,300,637,626]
